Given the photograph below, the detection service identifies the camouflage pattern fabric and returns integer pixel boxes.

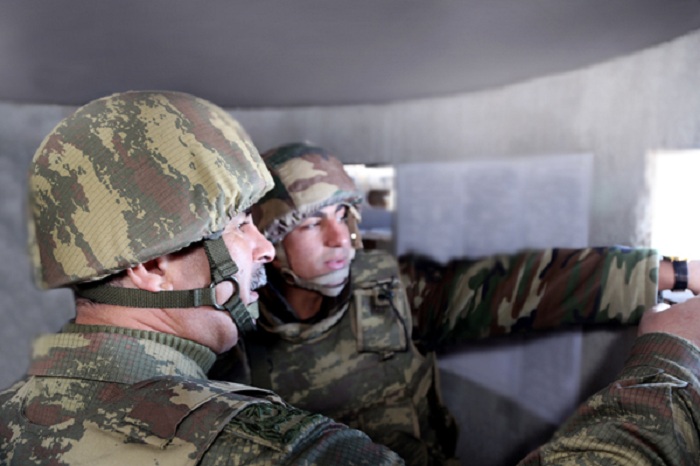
[228,250,453,465]
[28,91,272,289]
[253,142,363,244]
[0,326,403,465]
[212,247,659,466]
[517,332,700,465]
[401,246,658,349]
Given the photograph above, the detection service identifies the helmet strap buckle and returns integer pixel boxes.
[203,237,256,336]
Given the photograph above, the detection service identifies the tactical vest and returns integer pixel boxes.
[249,249,457,465]
[0,375,285,465]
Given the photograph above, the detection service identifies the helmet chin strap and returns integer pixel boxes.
[274,243,354,298]
[202,236,257,336]
[74,236,258,337]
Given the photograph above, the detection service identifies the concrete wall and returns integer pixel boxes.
[1,28,699,464]
[234,28,700,248]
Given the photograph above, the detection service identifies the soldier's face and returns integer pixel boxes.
[280,204,352,280]
[216,211,275,306]
[164,211,274,353]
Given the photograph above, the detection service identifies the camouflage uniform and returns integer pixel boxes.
[400,246,656,348]
[517,332,700,465]
[1,94,403,465]
[0,324,401,465]
[211,143,660,466]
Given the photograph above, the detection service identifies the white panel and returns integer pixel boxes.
[395,154,597,464]
[396,153,593,260]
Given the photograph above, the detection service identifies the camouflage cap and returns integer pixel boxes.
[28,91,273,289]
[254,142,363,244]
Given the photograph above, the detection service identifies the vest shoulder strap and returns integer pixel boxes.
[352,250,410,353]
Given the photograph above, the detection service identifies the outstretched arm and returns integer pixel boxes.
[401,247,659,348]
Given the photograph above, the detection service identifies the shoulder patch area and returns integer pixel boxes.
[225,402,327,452]
[96,376,281,447]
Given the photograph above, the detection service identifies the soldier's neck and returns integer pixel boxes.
[283,285,324,321]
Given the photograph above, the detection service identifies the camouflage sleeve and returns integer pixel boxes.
[399,247,659,348]
[200,402,404,465]
[517,333,700,466]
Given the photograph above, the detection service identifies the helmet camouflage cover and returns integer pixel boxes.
[28,91,273,289]
[253,142,363,244]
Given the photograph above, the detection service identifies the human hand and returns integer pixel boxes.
[639,295,700,348]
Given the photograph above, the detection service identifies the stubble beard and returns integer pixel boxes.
[250,265,268,290]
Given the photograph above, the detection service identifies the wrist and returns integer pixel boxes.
[662,256,689,291]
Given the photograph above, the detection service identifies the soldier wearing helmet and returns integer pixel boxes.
[0,92,403,465]
[210,141,700,465]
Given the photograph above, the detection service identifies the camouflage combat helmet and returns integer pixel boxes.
[28,90,273,335]
[253,142,362,297]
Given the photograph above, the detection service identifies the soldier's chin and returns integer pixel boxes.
[328,277,349,288]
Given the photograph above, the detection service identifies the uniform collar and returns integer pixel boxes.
[28,323,216,384]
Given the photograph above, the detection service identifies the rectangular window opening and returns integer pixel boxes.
[650,149,700,302]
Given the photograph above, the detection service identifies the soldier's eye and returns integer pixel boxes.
[301,221,320,230]
[237,214,252,230]
[336,206,348,222]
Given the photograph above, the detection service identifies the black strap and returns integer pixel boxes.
[664,256,689,291]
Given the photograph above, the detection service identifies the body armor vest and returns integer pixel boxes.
[247,250,457,465]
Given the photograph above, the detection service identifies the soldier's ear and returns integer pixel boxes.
[126,258,170,292]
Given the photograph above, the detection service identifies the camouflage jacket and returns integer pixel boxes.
[401,246,658,349]
[0,324,403,466]
[517,332,700,465]
[211,247,659,465]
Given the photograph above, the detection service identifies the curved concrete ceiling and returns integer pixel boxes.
[1,0,699,108]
